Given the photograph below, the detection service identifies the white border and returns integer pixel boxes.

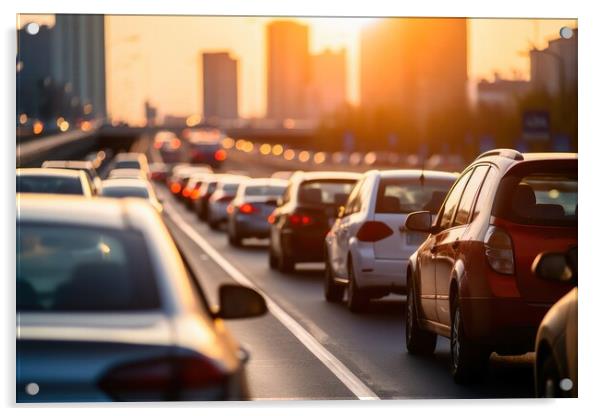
[3,1,601,415]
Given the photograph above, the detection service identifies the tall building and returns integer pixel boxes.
[530,29,577,97]
[266,21,310,120]
[17,24,54,121]
[202,52,239,122]
[52,14,107,119]
[477,75,531,110]
[360,18,468,136]
[307,49,347,118]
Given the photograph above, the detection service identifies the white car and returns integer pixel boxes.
[100,178,164,213]
[16,194,266,402]
[17,168,93,197]
[324,169,458,312]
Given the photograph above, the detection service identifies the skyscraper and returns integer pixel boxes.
[202,52,239,122]
[307,49,347,118]
[360,18,468,137]
[52,14,107,119]
[266,21,310,120]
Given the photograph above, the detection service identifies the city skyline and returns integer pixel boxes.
[18,15,577,125]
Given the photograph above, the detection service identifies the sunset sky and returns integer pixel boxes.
[18,15,577,125]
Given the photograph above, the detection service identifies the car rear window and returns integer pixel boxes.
[298,180,357,206]
[102,187,150,199]
[17,224,160,311]
[115,160,141,170]
[245,185,286,197]
[223,183,240,193]
[494,167,577,226]
[17,176,83,195]
[375,178,456,214]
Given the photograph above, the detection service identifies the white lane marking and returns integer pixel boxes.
[164,202,380,400]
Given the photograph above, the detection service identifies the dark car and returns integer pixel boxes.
[227,178,287,246]
[182,128,227,169]
[533,247,577,398]
[404,149,577,383]
[268,171,361,272]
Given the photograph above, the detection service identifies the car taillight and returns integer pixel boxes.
[267,213,276,224]
[182,187,192,198]
[99,355,226,401]
[191,189,202,200]
[214,149,227,161]
[356,221,393,242]
[287,213,314,226]
[170,183,182,194]
[239,203,257,215]
[484,225,515,275]
[153,141,163,149]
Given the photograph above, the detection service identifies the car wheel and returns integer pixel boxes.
[405,279,437,355]
[450,298,490,384]
[346,260,367,313]
[324,254,344,303]
[538,354,565,398]
[228,226,242,247]
[268,244,278,269]
[277,250,295,273]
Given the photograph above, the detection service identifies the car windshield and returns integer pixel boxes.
[115,160,141,170]
[375,178,456,214]
[17,176,83,195]
[223,183,240,193]
[298,180,357,206]
[245,185,285,197]
[102,187,150,199]
[17,224,161,311]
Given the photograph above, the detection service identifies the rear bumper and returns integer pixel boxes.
[281,228,328,262]
[354,257,408,292]
[461,297,552,353]
[233,216,270,238]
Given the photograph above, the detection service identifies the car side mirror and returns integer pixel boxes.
[404,211,434,233]
[337,205,346,218]
[214,284,267,319]
[532,252,575,284]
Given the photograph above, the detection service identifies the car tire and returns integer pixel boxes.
[405,279,437,355]
[450,297,490,384]
[538,353,565,398]
[228,227,242,247]
[277,250,295,273]
[324,254,344,303]
[346,260,367,313]
[268,245,278,269]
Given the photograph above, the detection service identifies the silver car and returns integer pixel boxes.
[17,168,93,197]
[324,170,457,312]
[206,176,250,230]
[226,178,287,246]
[16,194,266,402]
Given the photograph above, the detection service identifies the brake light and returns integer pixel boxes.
[239,203,257,214]
[288,213,313,226]
[153,141,163,149]
[182,187,192,198]
[356,221,393,242]
[170,138,181,150]
[214,149,227,161]
[99,355,226,401]
[170,183,182,194]
[191,189,202,200]
[227,204,234,214]
[484,225,515,275]
[268,212,276,224]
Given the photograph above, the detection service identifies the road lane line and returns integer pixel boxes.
[164,202,380,400]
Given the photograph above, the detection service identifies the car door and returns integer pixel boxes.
[331,179,363,277]
[419,171,472,322]
[434,166,489,326]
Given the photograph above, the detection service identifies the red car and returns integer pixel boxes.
[404,149,577,383]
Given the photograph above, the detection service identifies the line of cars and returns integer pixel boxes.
[16,152,268,402]
[164,148,577,397]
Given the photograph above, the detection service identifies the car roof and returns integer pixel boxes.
[242,178,288,187]
[101,178,151,189]
[469,150,577,173]
[42,160,94,170]
[521,152,577,161]
[373,169,459,180]
[17,168,84,178]
[17,194,154,229]
[115,152,146,161]
[291,171,362,182]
